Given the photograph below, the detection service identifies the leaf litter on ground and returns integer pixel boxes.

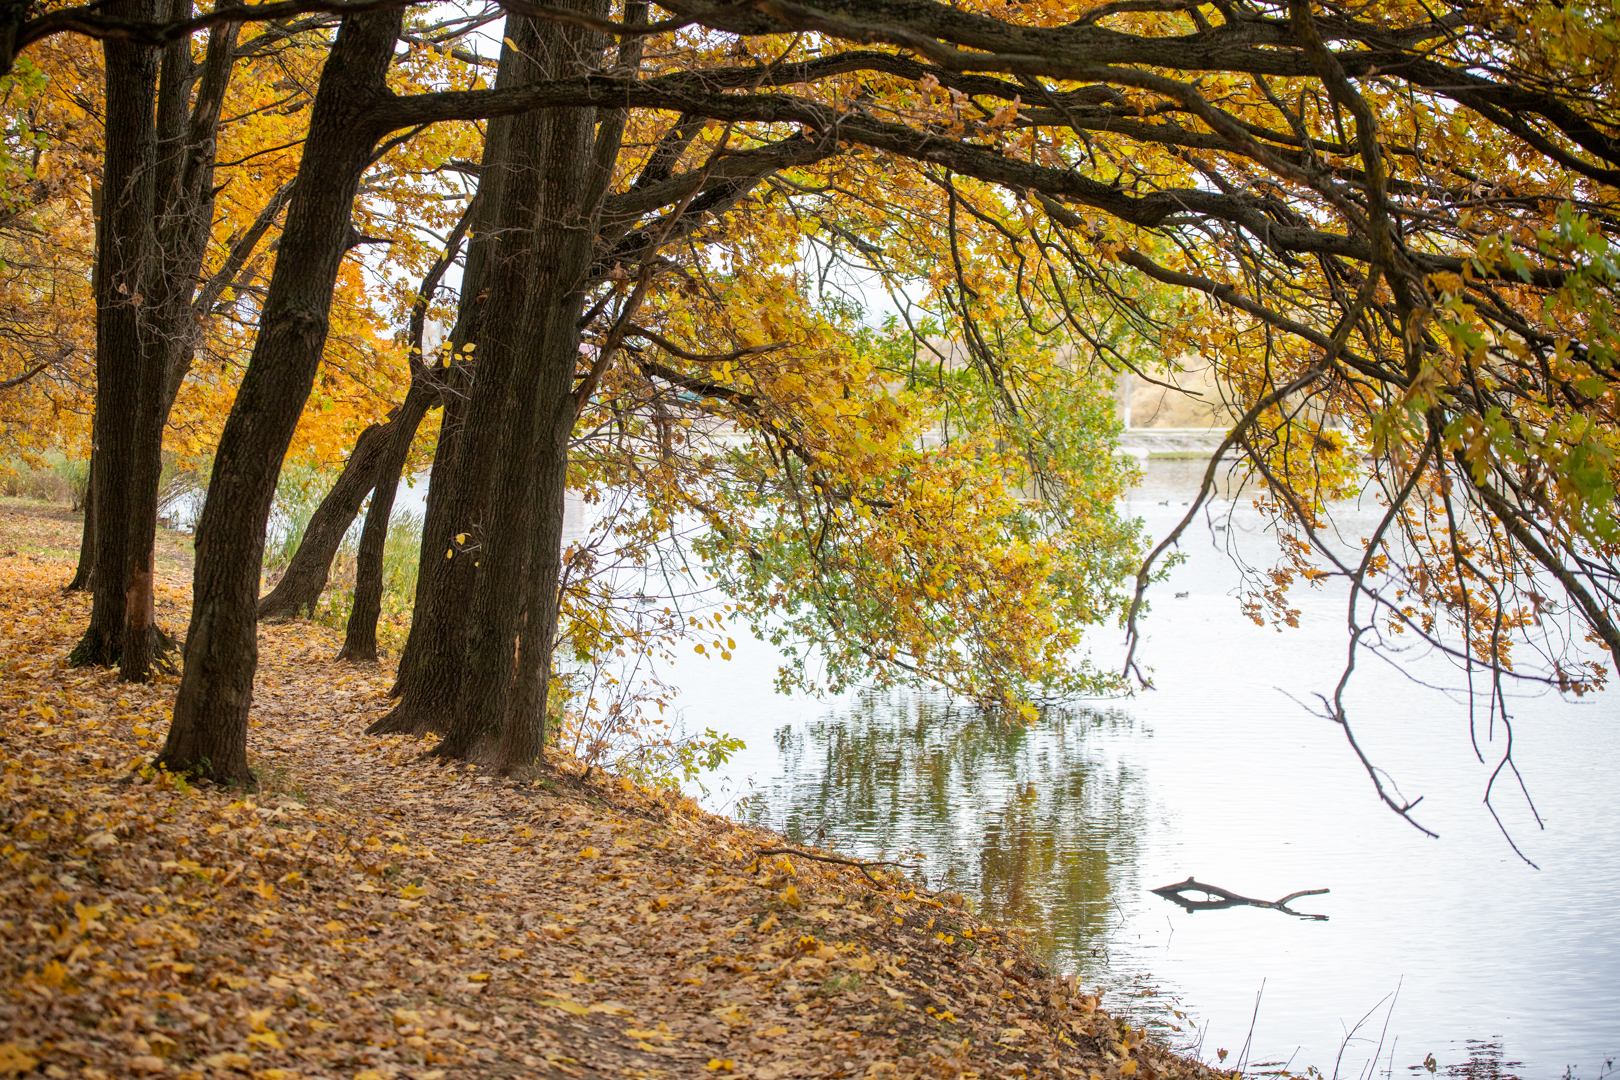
[0,503,1233,1080]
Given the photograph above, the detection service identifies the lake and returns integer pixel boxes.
[640,458,1620,1079]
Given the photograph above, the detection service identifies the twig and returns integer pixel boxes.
[755,846,918,886]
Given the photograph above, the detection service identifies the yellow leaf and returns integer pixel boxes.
[711,1004,748,1026]
[579,846,600,859]
[322,920,346,933]
[247,1007,273,1032]
[706,1060,735,1072]
[779,884,801,908]
[202,1052,251,1070]
[0,1043,40,1078]
[541,998,591,1017]
[1120,1061,1138,1077]
[467,973,490,982]
[246,1030,283,1050]
[397,883,426,899]
[847,954,877,972]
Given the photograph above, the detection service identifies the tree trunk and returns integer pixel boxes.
[386,365,466,697]
[256,417,391,620]
[338,384,432,661]
[157,10,400,787]
[69,2,160,669]
[121,0,226,681]
[339,199,474,663]
[432,7,607,771]
[502,326,577,769]
[372,29,545,736]
[66,443,96,592]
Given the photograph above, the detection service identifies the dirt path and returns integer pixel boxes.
[0,508,1226,1080]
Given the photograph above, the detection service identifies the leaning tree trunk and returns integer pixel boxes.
[157,9,401,787]
[338,385,432,660]
[256,418,391,620]
[66,444,96,592]
[339,200,473,662]
[371,28,542,735]
[70,3,160,669]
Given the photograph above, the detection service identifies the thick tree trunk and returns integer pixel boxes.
[338,385,432,661]
[433,8,608,771]
[70,4,160,669]
[256,418,391,620]
[386,369,466,697]
[502,331,577,769]
[120,0,213,682]
[373,29,544,736]
[157,10,400,787]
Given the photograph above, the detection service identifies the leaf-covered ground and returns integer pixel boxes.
[0,503,1231,1080]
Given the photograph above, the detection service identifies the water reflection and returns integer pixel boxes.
[1410,1041,1527,1080]
[743,689,1147,984]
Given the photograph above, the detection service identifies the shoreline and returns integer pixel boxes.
[1,502,1233,1079]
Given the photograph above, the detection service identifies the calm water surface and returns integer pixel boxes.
[648,459,1619,1079]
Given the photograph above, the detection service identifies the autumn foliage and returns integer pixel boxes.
[0,509,1222,1079]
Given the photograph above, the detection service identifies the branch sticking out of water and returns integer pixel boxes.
[1151,877,1330,921]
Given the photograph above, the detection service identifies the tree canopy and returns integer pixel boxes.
[1,0,1615,837]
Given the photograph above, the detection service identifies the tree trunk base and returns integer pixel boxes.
[336,639,377,665]
[150,746,258,790]
[365,696,451,738]
[68,626,118,668]
[424,733,543,779]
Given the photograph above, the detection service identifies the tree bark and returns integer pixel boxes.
[121,0,231,681]
[255,417,391,620]
[157,9,400,787]
[66,443,96,592]
[372,29,544,735]
[339,200,473,663]
[69,0,160,669]
[432,4,610,771]
[337,386,431,660]
[386,361,466,698]
[501,326,577,769]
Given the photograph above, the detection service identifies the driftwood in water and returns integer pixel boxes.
[1151,877,1330,920]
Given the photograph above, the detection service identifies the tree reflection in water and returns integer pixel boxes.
[741,688,1147,984]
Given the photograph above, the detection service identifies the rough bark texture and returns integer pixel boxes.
[337,387,431,662]
[157,10,399,787]
[69,2,160,669]
[66,445,96,592]
[502,335,577,768]
[339,201,472,663]
[256,418,391,621]
[433,5,611,772]
[372,31,543,736]
[385,365,465,697]
[121,0,230,681]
